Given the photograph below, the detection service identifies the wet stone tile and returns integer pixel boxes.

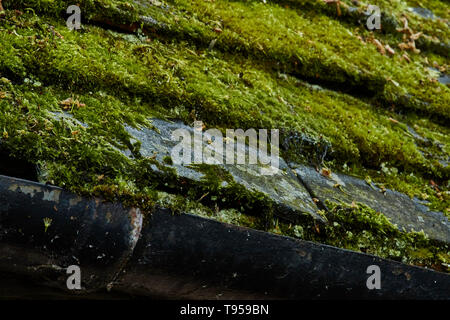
[291,165,449,244]
[124,119,324,224]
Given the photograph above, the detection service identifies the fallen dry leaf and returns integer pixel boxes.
[430,180,440,192]
[314,223,320,234]
[410,32,422,41]
[49,26,64,39]
[398,41,420,53]
[397,17,412,35]
[388,117,399,124]
[387,77,399,87]
[369,38,386,55]
[401,16,408,29]
[323,0,343,16]
[321,167,332,178]
[401,53,411,63]
[59,97,86,109]
[385,44,395,55]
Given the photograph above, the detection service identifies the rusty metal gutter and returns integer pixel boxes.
[0,175,449,299]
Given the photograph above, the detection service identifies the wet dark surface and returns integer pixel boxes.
[292,165,450,244]
[124,119,322,224]
[1,176,449,299]
[0,149,38,182]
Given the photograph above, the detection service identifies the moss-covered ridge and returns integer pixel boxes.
[0,1,448,271]
[2,4,448,211]
[6,0,449,122]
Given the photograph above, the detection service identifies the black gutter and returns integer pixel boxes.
[0,175,449,299]
[0,174,142,295]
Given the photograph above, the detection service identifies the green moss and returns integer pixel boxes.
[275,200,449,272]
[155,190,262,228]
[0,6,447,182]
[164,0,449,118]
[188,163,234,185]
[162,155,173,165]
[0,1,448,271]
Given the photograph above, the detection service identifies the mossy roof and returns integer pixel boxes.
[0,0,448,270]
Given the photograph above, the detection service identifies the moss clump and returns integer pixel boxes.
[275,200,449,272]
[182,163,275,228]
[0,1,448,271]
[155,190,263,228]
[0,7,447,185]
[164,0,449,119]
[162,155,173,165]
[187,163,234,186]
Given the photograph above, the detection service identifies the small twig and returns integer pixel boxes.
[197,192,210,202]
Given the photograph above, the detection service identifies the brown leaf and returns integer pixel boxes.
[336,2,341,16]
[430,180,440,192]
[356,35,365,44]
[398,42,411,50]
[314,223,320,234]
[59,97,85,109]
[398,41,420,53]
[398,17,410,33]
[410,32,422,40]
[49,26,64,39]
[385,44,395,55]
[60,98,73,108]
[321,167,332,178]
[388,117,399,124]
[401,53,411,63]
[370,38,385,55]
[323,0,342,16]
